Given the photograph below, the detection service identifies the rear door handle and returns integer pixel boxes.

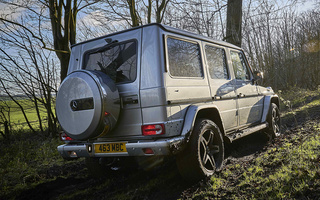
[238,93,245,98]
[122,95,139,105]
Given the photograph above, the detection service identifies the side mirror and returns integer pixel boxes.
[253,71,263,84]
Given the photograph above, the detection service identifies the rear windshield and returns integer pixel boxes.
[83,40,137,84]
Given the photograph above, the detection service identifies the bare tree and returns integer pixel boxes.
[167,0,228,39]
[242,0,320,90]
[0,0,102,135]
[0,0,99,82]
[0,4,61,135]
[104,0,170,27]
[0,21,59,135]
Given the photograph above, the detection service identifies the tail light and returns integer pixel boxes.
[59,131,73,141]
[141,124,165,136]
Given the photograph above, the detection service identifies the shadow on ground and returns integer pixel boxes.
[226,131,269,159]
[16,158,191,200]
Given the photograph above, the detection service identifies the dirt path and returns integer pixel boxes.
[15,132,276,200]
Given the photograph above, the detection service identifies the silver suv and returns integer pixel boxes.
[56,24,280,181]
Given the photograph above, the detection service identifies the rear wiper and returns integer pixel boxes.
[93,40,119,53]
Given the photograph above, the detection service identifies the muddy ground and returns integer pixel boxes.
[16,104,320,200]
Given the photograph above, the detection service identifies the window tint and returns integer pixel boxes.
[83,41,137,83]
[205,45,228,79]
[230,51,250,80]
[167,37,203,77]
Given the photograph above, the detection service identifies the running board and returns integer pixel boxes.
[226,122,269,142]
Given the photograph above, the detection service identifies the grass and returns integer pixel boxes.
[278,87,320,110]
[0,130,74,199]
[0,97,55,130]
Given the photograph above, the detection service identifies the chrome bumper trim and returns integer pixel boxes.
[57,136,186,158]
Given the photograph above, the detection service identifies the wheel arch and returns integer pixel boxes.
[271,96,280,108]
[196,109,225,136]
[261,94,280,123]
[180,104,226,139]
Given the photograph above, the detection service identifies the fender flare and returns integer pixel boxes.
[180,104,225,138]
[261,94,280,123]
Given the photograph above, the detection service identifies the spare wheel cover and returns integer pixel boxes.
[56,70,107,140]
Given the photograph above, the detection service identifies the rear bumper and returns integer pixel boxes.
[57,136,186,159]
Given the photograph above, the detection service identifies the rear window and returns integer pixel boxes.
[83,40,137,84]
[167,37,203,77]
[205,45,229,79]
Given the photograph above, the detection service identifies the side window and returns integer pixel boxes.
[230,51,250,80]
[205,45,229,79]
[83,41,137,84]
[167,37,203,77]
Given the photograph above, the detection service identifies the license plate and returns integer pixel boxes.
[94,142,127,153]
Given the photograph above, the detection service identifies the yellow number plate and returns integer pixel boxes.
[94,142,127,153]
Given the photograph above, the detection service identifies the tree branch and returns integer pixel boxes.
[0,17,70,54]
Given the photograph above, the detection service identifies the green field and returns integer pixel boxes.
[0,97,55,130]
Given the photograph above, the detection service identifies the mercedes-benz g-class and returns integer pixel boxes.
[56,23,280,181]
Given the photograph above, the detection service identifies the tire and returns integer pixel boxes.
[176,119,224,182]
[266,103,281,139]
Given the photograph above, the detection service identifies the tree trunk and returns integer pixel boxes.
[34,98,44,134]
[57,52,71,81]
[225,0,242,47]
[0,121,10,140]
[127,0,140,27]
[147,0,152,24]
[48,0,77,82]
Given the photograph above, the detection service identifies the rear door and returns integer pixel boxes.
[203,43,238,131]
[229,50,263,126]
[164,35,211,105]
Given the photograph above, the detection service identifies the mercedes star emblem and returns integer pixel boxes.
[71,100,78,111]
